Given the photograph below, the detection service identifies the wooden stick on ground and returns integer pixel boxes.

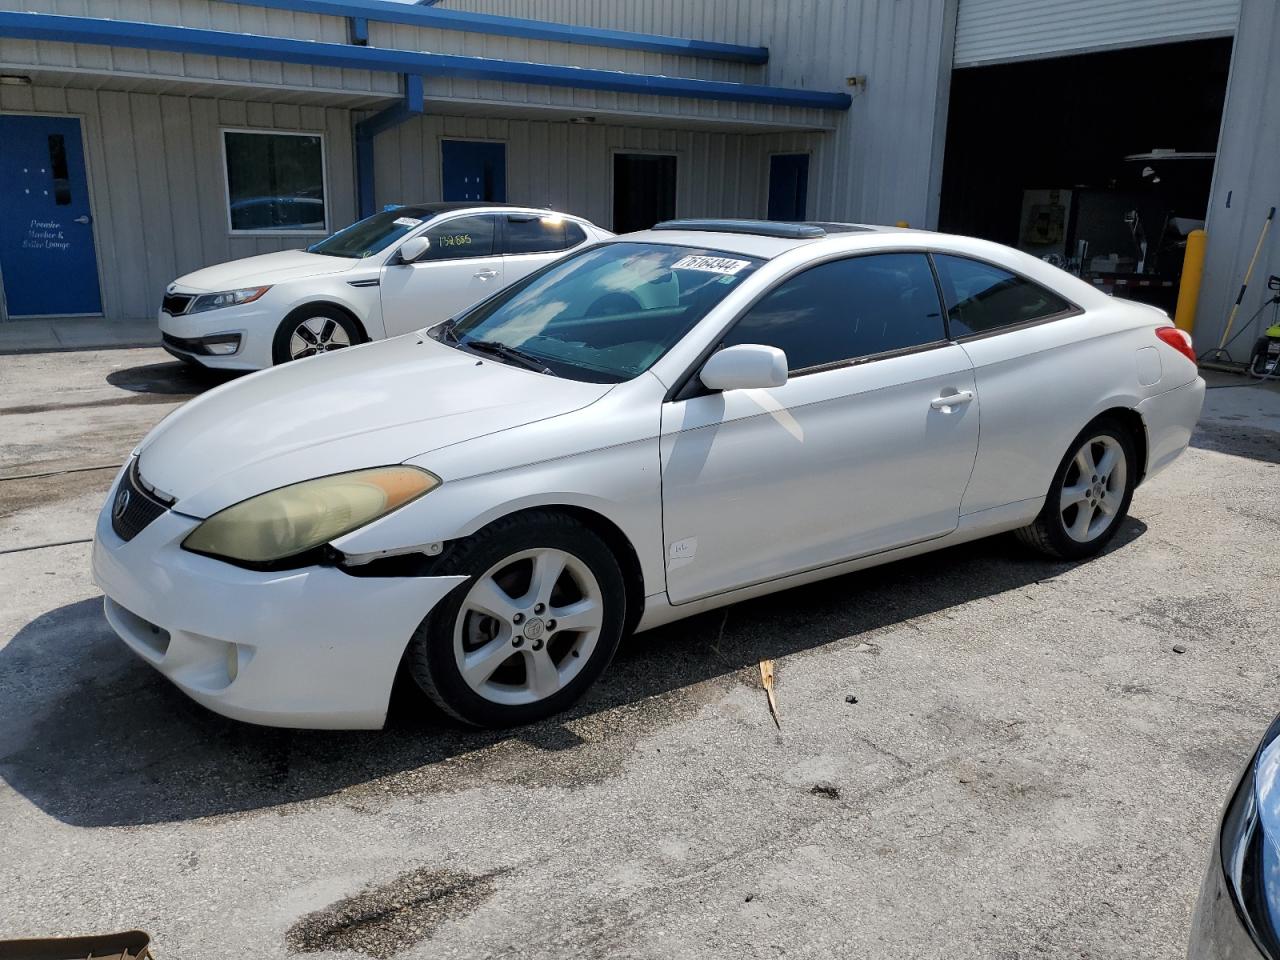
[759,659,780,730]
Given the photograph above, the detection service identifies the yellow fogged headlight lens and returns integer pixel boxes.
[182,466,439,564]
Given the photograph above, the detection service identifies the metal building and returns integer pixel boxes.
[0,0,1275,356]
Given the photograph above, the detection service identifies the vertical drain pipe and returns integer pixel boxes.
[355,74,425,219]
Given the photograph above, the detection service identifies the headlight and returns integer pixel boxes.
[188,286,271,314]
[1220,714,1280,959]
[182,466,439,565]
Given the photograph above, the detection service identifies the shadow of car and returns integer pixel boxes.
[0,523,1143,828]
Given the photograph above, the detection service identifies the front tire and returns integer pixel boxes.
[1016,418,1136,560]
[405,512,627,728]
[271,305,360,365]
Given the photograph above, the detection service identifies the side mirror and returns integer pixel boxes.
[397,235,431,263]
[699,344,788,392]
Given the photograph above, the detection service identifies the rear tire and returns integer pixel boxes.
[271,305,361,365]
[1015,417,1136,560]
[404,511,626,728]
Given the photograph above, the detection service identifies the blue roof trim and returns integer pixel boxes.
[222,0,769,64]
[0,13,851,111]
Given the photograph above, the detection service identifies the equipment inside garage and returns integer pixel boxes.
[938,37,1233,314]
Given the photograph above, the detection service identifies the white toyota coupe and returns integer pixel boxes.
[96,219,1205,729]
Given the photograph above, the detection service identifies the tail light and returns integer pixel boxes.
[1156,326,1197,365]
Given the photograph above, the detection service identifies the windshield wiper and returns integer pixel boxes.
[433,318,460,343]
[462,338,551,374]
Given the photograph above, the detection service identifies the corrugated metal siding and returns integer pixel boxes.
[436,0,958,227]
[954,0,1240,67]
[373,112,822,228]
[1196,0,1280,354]
[0,0,398,98]
[0,83,355,321]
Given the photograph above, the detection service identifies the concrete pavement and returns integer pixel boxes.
[1,350,1278,959]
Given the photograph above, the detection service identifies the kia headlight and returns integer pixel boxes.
[188,286,271,314]
[182,466,439,565]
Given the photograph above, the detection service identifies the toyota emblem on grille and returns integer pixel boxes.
[113,487,131,520]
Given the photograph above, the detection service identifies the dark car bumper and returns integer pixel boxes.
[1190,830,1268,960]
[161,331,242,360]
[1189,719,1280,960]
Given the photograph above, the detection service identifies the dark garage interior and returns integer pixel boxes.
[939,37,1233,311]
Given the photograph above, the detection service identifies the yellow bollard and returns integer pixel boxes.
[1174,228,1207,333]
[895,220,910,228]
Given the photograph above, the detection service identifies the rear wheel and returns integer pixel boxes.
[1016,419,1136,560]
[271,305,360,365]
[405,512,626,728]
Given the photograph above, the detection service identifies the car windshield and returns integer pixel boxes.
[440,242,763,383]
[307,209,430,259]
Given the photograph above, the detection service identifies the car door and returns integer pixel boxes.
[930,253,1085,515]
[379,214,503,336]
[660,252,980,605]
[499,213,583,285]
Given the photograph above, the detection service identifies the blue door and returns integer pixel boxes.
[767,153,810,221]
[0,115,102,317]
[441,140,507,203]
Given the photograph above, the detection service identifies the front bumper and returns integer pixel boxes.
[91,468,465,729]
[158,301,277,371]
[161,331,243,362]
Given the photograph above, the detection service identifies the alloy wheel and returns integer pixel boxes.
[453,548,605,706]
[1060,434,1127,543]
[289,316,352,359]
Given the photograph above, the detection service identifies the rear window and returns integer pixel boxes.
[504,215,567,254]
[933,254,1073,336]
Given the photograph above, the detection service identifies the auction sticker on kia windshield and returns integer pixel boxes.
[93,220,1205,729]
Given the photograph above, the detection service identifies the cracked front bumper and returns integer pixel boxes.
[91,470,464,729]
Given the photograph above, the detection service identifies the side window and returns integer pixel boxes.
[417,216,496,261]
[933,254,1073,337]
[719,253,946,372]
[564,221,588,247]
[504,215,566,254]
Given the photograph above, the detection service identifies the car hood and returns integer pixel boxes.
[172,249,359,292]
[136,336,613,518]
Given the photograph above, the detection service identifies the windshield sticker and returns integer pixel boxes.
[671,255,751,276]
[393,217,423,227]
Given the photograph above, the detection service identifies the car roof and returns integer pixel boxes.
[394,201,527,217]
[617,219,915,260]
[391,201,592,221]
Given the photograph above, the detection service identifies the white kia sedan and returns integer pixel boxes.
[96,220,1205,729]
[157,203,611,370]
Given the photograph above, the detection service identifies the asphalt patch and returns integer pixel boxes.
[1192,420,1280,465]
[286,866,502,958]
[0,393,191,415]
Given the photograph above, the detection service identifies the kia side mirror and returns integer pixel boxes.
[397,235,431,263]
[699,344,788,391]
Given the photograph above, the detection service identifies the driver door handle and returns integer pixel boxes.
[474,268,499,279]
[930,390,974,412]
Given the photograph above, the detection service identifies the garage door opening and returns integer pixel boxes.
[938,37,1232,312]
